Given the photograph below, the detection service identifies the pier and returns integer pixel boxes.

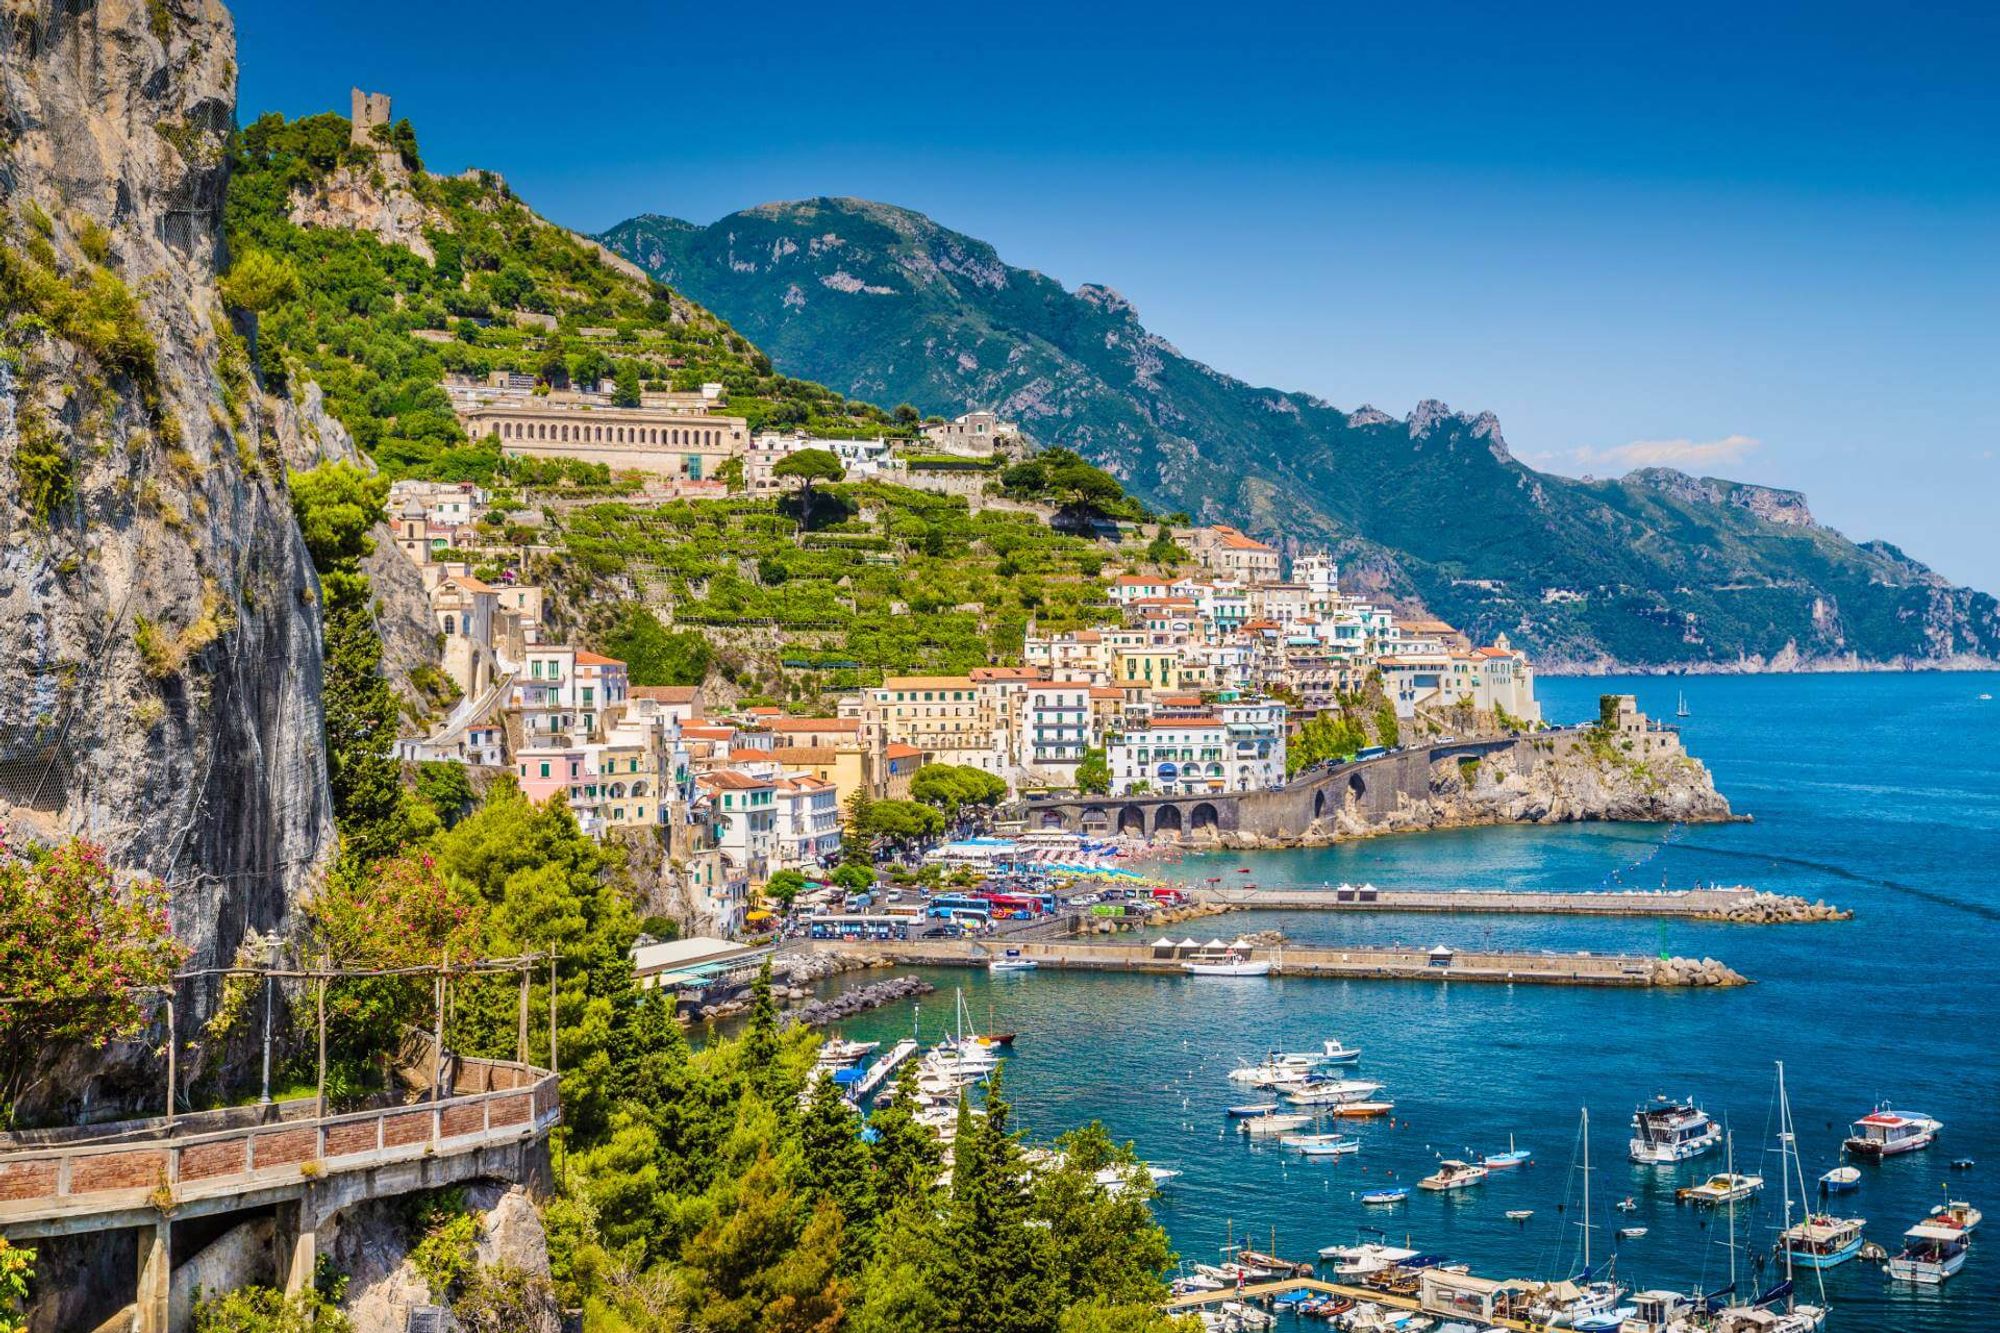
[1183,884,1846,922]
[850,1038,920,1100]
[1163,1275,1541,1332]
[819,938,1744,987]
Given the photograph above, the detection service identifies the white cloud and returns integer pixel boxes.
[1560,433,1761,473]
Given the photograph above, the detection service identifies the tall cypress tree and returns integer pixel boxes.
[868,1059,942,1204]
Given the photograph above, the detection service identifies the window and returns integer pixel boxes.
[538,762,550,778]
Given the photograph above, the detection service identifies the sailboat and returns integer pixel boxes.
[1708,1064,1830,1331]
[1531,1108,1633,1330]
[1676,690,1690,719]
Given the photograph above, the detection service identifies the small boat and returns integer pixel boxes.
[1316,1240,1421,1274]
[1483,1134,1531,1169]
[1417,1159,1489,1192]
[1280,1132,1359,1156]
[1328,1100,1396,1118]
[1505,1209,1534,1221]
[1226,1102,1280,1118]
[1677,1172,1764,1206]
[1238,1112,1312,1136]
[1225,1060,1308,1087]
[1360,1188,1408,1206]
[1615,1196,1640,1212]
[1286,1078,1384,1105]
[1675,690,1690,718]
[1843,1103,1942,1158]
[1183,956,1271,977]
[818,1038,879,1064]
[987,950,1037,973]
[1818,1165,1860,1194]
[1629,1094,1723,1164]
[1951,1157,1975,1170]
[1928,1199,1982,1233]
[1618,1226,1649,1240]
[1887,1220,1969,1283]
[1778,1213,1867,1268]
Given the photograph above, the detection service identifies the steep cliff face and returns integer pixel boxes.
[0,0,333,1091]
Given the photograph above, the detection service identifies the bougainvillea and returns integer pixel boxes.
[309,850,485,969]
[0,831,187,1110]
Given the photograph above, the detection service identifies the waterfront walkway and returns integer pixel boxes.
[823,938,1729,987]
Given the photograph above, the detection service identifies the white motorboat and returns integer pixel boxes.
[1417,1158,1489,1191]
[987,954,1038,973]
[1272,1038,1361,1066]
[1928,1198,1981,1233]
[1286,1078,1384,1106]
[1184,956,1271,977]
[1843,1104,1942,1158]
[1093,1163,1181,1196]
[1225,1060,1309,1087]
[1629,1094,1723,1164]
[818,1038,879,1064]
[1676,1172,1764,1207]
[1238,1112,1312,1136]
[1316,1240,1420,1275]
[1886,1221,1969,1283]
[1279,1131,1359,1156]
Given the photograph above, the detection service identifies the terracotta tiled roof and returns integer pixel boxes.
[631,685,699,703]
[769,746,837,765]
[769,717,860,732]
[883,743,924,760]
[574,650,625,667]
[698,769,772,791]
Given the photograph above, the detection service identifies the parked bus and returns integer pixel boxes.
[806,914,917,942]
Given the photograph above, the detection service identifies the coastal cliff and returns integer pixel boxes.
[0,0,337,1093]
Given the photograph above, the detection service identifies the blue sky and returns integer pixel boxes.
[236,1,1999,591]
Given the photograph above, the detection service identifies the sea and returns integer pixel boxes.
[811,673,2000,1333]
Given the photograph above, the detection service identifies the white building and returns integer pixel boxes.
[774,774,842,870]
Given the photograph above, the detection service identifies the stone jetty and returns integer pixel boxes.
[1649,956,1749,987]
[785,976,936,1028]
[1692,892,1851,923]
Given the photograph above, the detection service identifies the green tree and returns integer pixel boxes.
[218,248,301,313]
[763,868,808,907]
[942,1076,1053,1333]
[773,448,846,527]
[892,403,921,426]
[601,604,713,687]
[612,362,642,408]
[794,1073,875,1259]
[867,1061,941,1204]
[288,461,388,608]
[1075,747,1111,795]
[831,862,875,893]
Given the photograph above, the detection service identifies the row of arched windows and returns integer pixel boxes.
[492,419,725,448]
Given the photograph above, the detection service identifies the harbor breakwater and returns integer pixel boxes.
[820,938,1747,988]
[1185,884,1849,922]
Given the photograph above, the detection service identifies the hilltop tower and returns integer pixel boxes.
[350,87,392,146]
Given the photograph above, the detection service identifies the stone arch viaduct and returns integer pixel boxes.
[1020,736,1540,841]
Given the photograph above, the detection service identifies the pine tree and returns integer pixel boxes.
[320,595,409,863]
[742,959,782,1104]
[943,1072,1055,1333]
[868,1060,942,1204]
[796,1072,875,1258]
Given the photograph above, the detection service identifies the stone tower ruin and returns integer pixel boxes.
[350,88,392,146]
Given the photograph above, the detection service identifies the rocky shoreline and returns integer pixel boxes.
[1650,956,1749,987]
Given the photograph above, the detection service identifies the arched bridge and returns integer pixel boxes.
[1020,736,1531,841]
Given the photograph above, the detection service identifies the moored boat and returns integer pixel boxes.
[987,949,1037,973]
[1280,1131,1359,1156]
[1886,1221,1968,1283]
[1237,1111,1311,1136]
[1316,1240,1420,1274]
[1484,1133,1531,1169]
[1360,1187,1408,1205]
[1928,1198,1981,1233]
[1817,1165,1859,1194]
[1676,1172,1764,1207]
[1226,1102,1280,1118]
[1618,1226,1648,1239]
[1778,1213,1866,1269]
[1183,951,1270,977]
[1629,1094,1723,1164]
[1285,1078,1384,1105]
[1417,1158,1489,1191]
[1328,1100,1396,1118]
[1505,1208,1534,1221]
[1843,1104,1942,1158]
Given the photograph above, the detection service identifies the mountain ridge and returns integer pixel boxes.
[600,198,2000,671]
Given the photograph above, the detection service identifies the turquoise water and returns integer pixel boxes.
[820,674,2000,1332]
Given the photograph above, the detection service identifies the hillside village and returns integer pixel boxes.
[386,384,1542,931]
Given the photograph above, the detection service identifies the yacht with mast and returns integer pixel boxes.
[1706,1063,1830,1332]
[1531,1108,1632,1330]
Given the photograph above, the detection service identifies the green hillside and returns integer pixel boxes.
[602,200,2000,670]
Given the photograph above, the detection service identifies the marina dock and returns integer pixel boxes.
[849,1038,920,1099]
[1163,1276,1539,1331]
[823,938,1742,987]
[1184,883,1844,921]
